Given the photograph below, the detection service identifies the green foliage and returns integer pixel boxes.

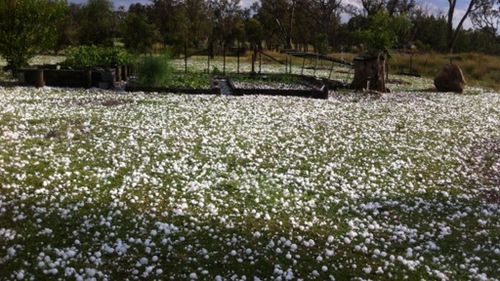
[137,54,176,87]
[0,0,68,71]
[122,13,160,54]
[357,11,412,56]
[64,46,133,68]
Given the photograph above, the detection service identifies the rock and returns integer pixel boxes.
[434,64,466,93]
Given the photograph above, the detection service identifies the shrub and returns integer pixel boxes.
[137,54,175,87]
[64,46,133,68]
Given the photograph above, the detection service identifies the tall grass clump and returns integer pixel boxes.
[137,54,175,87]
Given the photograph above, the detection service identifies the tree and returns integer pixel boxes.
[149,0,178,45]
[0,0,67,71]
[51,3,82,53]
[412,12,448,52]
[184,0,212,49]
[471,0,499,36]
[78,0,116,45]
[245,18,264,49]
[446,0,487,52]
[257,0,297,49]
[209,0,243,48]
[305,0,342,52]
[122,13,160,54]
[360,0,416,17]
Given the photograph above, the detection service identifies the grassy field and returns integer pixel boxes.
[0,72,499,280]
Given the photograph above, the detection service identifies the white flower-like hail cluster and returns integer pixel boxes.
[0,84,498,280]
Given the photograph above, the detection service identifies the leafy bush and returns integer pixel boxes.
[64,46,133,68]
[137,54,175,87]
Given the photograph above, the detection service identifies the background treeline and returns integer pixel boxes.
[53,0,499,56]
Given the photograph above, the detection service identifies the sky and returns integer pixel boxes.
[68,0,473,28]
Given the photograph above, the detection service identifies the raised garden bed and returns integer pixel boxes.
[230,74,310,90]
[19,65,133,89]
[160,73,212,90]
[125,84,219,95]
[126,72,215,95]
[226,74,329,99]
[223,75,328,99]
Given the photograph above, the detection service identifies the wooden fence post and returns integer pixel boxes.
[84,69,92,89]
[115,66,121,82]
[313,53,319,76]
[35,69,45,88]
[223,42,226,75]
[329,61,334,79]
[289,55,292,74]
[207,49,211,74]
[237,41,240,74]
[184,42,188,73]
[285,56,289,74]
[259,51,262,74]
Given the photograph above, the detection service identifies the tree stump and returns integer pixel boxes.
[351,55,388,92]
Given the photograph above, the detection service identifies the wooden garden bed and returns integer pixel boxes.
[226,75,329,99]
[19,65,132,89]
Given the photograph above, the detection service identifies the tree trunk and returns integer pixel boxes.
[447,0,477,53]
[351,54,388,92]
